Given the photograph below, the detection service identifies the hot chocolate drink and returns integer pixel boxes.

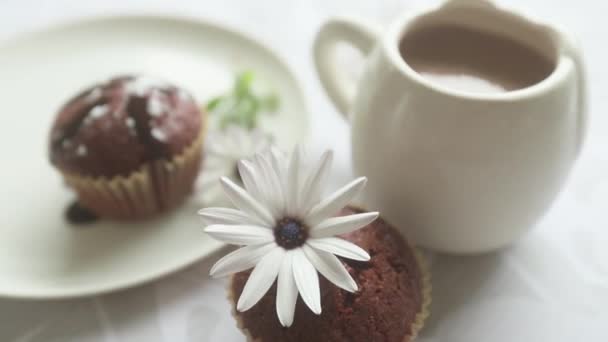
[399,24,555,93]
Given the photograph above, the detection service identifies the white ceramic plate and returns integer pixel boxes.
[0,15,309,299]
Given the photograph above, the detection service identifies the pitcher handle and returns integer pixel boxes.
[559,31,588,156]
[313,17,379,119]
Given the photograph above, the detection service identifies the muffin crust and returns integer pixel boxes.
[231,207,425,342]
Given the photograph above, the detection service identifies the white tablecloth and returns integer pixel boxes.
[1,0,607,341]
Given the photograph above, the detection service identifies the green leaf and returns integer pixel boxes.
[235,70,255,98]
[206,96,225,112]
[206,70,280,131]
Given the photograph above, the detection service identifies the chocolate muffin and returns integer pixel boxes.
[49,75,206,220]
[229,207,430,342]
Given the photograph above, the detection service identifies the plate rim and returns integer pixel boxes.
[0,14,309,300]
[2,241,227,301]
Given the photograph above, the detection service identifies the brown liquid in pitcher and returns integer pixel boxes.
[399,24,555,93]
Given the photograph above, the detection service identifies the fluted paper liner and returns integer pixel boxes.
[408,248,432,341]
[226,246,431,342]
[61,122,206,220]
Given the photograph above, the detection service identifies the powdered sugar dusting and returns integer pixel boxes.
[76,144,88,157]
[151,128,167,142]
[89,104,110,119]
[125,117,135,128]
[147,95,166,117]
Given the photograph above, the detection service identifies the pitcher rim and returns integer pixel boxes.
[383,1,570,102]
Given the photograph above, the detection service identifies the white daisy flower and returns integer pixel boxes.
[199,148,378,327]
[196,125,273,205]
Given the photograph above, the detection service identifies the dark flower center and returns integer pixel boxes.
[274,218,308,249]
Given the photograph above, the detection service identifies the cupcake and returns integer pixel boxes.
[49,75,206,220]
[200,148,430,341]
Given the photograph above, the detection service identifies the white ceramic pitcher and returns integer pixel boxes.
[314,0,587,253]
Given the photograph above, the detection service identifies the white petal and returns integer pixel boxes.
[310,212,379,238]
[220,177,275,226]
[299,151,333,214]
[237,247,284,311]
[210,243,277,278]
[302,244,357,292]
[306,177,368,227]
[198,207,254,226]
[205,224,274,245]
[286,148,301,216]
[246,155,273,212]
[240,158,255,170]
[255,153,285,218]
[276,251,298,327]
[292,248,321,314]
[237,161,263,200]
[270,146,287,176]
[307,237,370,261]
[270,147,288,197]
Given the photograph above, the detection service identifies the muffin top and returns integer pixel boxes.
[49,75,202,178]
[231,207,426,342]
